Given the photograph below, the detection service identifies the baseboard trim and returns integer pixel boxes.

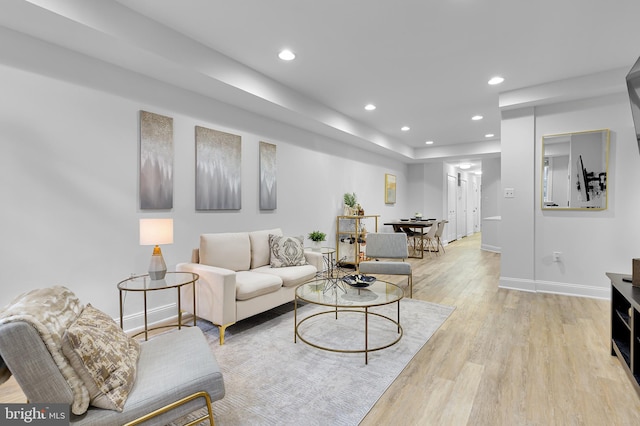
[481,244,501,253]
[499,277,536,292]
[535,280,610,300]
[121,303,178,334]
[499,277,610,300]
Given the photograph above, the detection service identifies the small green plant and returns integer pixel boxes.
[308,231,326,242]
[343,192,357,207]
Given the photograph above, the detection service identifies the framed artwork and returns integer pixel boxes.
[259,141,277,210]
[139,110,173,210]
[195,126,242,210]
[385,173,396,204]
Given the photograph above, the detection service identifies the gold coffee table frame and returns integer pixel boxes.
[294,278,404,364]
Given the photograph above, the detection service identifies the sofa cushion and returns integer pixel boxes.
[200,232,251,271]
[252,264,317,288]
[235,271,283,301]
[249,228,283,269]
[62,304,140,412]
[269,235,307,268]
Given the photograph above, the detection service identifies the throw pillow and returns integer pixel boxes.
[62,304,141,412]
[269,234,307,268]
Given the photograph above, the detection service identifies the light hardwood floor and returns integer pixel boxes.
[361,233,640,426]
[2,233,640,425]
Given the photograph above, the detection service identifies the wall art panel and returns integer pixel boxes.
[139,110,173,210]
[195,126,242,210]
[259,141,277,210]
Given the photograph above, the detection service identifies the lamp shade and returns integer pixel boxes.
[139,218,174,246]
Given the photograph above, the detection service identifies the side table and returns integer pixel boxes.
[117,271,199,340]
[307,247,336,277]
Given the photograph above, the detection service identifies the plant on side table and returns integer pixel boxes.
[308,230,326,251]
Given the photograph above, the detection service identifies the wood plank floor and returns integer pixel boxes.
[361,233,640,426]
[2,233,640,425]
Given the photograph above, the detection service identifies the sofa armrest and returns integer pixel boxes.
[303,250,324,273]
[176,263,237,328]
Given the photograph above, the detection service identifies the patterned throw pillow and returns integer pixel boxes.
[62,304,140,412]
[269,234,307,268]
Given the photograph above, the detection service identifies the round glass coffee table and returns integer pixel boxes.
[294,277,404,364]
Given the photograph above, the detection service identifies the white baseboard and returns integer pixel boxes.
[535,280,610,300]
[499,277,536,292]
[481,244,501,253]
[499,277,610,300]
[120,303,179,334]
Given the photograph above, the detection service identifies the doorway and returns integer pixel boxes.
[447,175,457,243]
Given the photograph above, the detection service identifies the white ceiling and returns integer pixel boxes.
[6,0,640,166]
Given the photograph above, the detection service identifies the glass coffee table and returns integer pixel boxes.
[294,277,404,364]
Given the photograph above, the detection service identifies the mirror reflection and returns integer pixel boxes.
[542,129,609,210]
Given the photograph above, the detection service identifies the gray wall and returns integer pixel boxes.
[0,36,409,326]
[500,90,640,298]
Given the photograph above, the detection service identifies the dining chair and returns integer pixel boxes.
[421,222,438,256]
[434,220,448,254]
[358,233,413,298]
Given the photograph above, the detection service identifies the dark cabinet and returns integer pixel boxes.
[608,272,640,394]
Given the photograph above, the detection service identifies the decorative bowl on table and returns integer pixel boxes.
[341,274,376,288]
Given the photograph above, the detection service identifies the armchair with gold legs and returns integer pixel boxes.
[0,286,225,425]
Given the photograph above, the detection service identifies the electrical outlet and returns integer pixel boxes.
[553,251,561,262]
[504,188,515,198]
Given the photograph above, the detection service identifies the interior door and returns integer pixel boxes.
[472,179,480,233]
[447,175,457,243]
[457,178,467,239]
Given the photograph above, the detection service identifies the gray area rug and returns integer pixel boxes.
[181,298,454,425]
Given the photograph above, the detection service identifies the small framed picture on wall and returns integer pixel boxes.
[385,173,396,204]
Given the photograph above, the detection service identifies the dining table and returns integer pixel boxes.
[383,219,436,259]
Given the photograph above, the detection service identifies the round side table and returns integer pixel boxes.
[117,271,199,340]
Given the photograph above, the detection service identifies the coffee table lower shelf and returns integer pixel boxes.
[294,307,403,365]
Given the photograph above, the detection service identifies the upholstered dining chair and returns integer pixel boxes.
[358,232,413,298]
[421,222,438,256]
[434,220,448,254]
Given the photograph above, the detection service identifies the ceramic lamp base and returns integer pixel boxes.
[149,246,167,280]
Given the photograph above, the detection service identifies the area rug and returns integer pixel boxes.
[185,298,454,426]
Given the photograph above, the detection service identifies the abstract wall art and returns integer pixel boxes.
[385,173,396,204]
[195,126,242,210]
[259,141,277,210]
[139,110,173,210]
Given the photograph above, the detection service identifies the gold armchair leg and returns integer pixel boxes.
[124,390,215,426]
[218,323,234,345]
[409,274,413,298]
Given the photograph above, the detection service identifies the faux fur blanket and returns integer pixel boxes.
[0,286,90,415]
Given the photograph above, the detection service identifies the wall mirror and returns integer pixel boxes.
[541,129,609,210]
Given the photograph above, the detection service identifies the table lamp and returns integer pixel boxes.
[139,218,173,280]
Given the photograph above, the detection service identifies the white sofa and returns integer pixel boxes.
[177,228,322,344]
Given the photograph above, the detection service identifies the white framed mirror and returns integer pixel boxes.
[541,129,609,210]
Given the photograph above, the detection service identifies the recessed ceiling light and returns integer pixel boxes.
[488,76,504,85]
[485,133,495,138]
[401,126,410,131]
[475,171,483,175]
[472,115,483,121]
[425,140,434,145]
[278,49,296,61]
[459,163,471,170]
[364,104,376,111]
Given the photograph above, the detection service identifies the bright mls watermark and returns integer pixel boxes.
[1,404,68,425]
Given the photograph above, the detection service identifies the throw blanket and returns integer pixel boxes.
[0,286,90,415]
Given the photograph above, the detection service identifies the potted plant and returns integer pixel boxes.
[308,230,326,251]
[343,192,357,215]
